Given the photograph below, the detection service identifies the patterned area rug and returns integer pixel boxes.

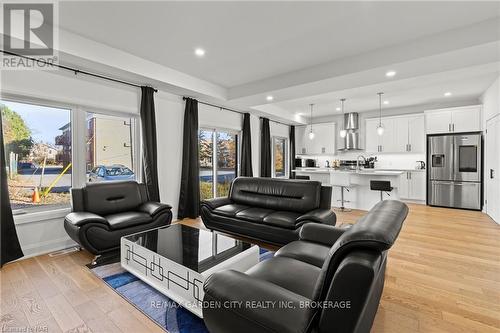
[90,249,274,333]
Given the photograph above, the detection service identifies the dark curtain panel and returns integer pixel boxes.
[140,86,160,202]
[178,98,200,219]
[260,118,272,177]
[1,114,24,267]
[240,113,253,177]
[289,125,296,179]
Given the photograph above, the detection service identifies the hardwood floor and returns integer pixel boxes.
[1,204,499,332]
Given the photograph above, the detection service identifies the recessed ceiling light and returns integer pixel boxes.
[336,107,341,111]
[194,48,205,57]
[383,100,389,105]
[266,95,274,101]
[444,92,452,97]
[385,70,396,77]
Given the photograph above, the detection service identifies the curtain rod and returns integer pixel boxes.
[1,50,158,92]
[183,97,291,126]
[4,50,291,126]
[183,97,244,115]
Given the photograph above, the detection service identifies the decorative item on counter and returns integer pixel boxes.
[415,160,426,170]
[366,156,377,168]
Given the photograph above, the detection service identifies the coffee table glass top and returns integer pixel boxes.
[123,224,254,273]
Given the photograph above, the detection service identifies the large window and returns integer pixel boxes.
[86,113,137,183]
[273,136,288,178]
[1,100,72,213]
[199,128,239,200]
[1,97,140,216]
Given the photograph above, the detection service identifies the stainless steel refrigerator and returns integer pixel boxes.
[428,133,482,210]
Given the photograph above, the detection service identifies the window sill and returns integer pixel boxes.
[14,207,71,225]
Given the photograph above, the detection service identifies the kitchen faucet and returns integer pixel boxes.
[356,155,366,171]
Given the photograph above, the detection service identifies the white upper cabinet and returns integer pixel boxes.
[408,115,425,153]
[425,105,482,134]
[394,117,410,152]
[379,118,395,153]
[295,125,307,154]
[365,114,424,153]
[425,110,452,134]
[365,118,380,153]
[452,106,482,133]
[296,122,335,155]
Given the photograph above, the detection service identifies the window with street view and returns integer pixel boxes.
[1,100,72,213]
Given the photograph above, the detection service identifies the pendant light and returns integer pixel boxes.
[376,92,384,136]
[308,103,315,140]
[339,98,347,138]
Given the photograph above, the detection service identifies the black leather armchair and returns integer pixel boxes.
[201,177,336,246]
[203,200,409,333]
[64,181,172,255]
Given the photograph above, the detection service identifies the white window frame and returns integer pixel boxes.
[272,136,288,178]
[1,93,141,224]
[199,126,241,199]
[83,108,141,184]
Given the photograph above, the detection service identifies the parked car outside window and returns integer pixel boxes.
[87,164,134,182]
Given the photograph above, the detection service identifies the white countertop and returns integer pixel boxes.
[293,167,417,176]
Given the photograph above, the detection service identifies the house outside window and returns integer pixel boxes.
[1,98,140,216]
[1,100,72,213]
[272,136,288,178]
[85,113,137,183]
[199,128,239,200]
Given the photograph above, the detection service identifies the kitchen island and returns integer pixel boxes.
[293,167,405,210]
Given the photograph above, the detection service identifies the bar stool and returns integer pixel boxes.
[331,173,353,212]
[370,180,393,202]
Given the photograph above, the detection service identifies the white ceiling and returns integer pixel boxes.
[266,66,499,118]
[49,1,500,122]
[59,1,500,87]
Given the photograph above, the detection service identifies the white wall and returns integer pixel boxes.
[154,93,184,219]
[480,76,500,223]
[1,69,142,257]
[481,76,500,124]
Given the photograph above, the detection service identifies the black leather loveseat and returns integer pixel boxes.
[203,200,409,333]
[200,177,336,246]
[64,181,172,255]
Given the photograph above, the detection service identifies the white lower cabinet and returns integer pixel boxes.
[399,171,426,201]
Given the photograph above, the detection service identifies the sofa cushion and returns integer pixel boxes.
[213,204,250,217]
[229,177,321,213]
[236,207,274,223]
[275,240,331,268]
[84,181,142,216]
[105,212,152,230]
[246,256,321,299]
[263,211,301,229]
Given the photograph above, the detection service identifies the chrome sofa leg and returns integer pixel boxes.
[91,255,101,266]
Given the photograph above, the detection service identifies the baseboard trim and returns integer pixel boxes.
[20,236,78,259]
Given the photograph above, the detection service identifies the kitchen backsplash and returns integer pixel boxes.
[297,152,426,170]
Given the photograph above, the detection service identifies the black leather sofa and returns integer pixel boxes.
[203,200,409,333]
[64,181,172,255]
[200,177,336,246]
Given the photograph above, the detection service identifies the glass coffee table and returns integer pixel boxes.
[120,224,259,318]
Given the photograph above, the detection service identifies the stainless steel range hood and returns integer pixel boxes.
[339,112,363,151]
